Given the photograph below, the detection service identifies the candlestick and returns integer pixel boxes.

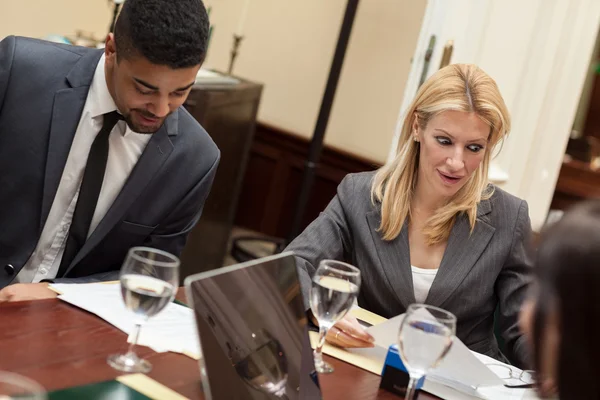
[227,34,244,75]
[236,0,251,36]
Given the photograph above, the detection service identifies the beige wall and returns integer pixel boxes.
[0,0,425,164]
[0,1,112,42]
[204,0,425,163]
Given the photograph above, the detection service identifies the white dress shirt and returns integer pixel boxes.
[411,265,438,304]
[16,54,152,283]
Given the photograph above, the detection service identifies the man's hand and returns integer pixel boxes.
[0,283,58,302]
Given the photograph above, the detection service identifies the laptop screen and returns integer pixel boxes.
[185,252,322,400]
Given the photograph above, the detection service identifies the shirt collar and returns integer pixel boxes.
[88,54,118,119]
[88,54,135,137]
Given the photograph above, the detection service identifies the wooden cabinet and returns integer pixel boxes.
[179,79,263,280]
[551,158,600,211]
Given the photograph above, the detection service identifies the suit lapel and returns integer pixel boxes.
[41,88,88,229]
[425,199,495,308]
[40,49,103,230]
[67,121,175,272]
[366,211,416,308]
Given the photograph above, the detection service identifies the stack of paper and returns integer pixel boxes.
[195,69,240,86]
[50,283,201,359]
[366,314,539,400]
[310,311,540,400]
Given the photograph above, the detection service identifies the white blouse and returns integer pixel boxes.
[411,265,438,303]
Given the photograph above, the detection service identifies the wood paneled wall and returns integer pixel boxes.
[234,123,381,238]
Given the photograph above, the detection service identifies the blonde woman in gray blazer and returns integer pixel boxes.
[286,64,532,368]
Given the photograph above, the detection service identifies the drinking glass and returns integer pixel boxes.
[107,246,180,373]
[234,329,289,399]
[397,304,456,400]
[0,371,46,400]
[310,260,360,374]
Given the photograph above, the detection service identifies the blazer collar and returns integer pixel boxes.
[41,48,107,229]
[477,196,492,218]
[65,49,104,88]
[366,197,495,310]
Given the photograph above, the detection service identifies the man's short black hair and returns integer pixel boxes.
[114,0,209,68]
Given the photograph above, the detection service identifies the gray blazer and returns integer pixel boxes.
[286,171,533,367]
[0,36,220,287]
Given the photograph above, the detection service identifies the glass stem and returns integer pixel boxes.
[405,376,418,400]
[313,326,329,366]
[126,323,142,356]
[275,391,289,400]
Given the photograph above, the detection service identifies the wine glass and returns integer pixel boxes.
[397,304,456,400]
[107,246,180,373]
[234,329,289,399]
[310,260,360,374]
[0,371,46,399]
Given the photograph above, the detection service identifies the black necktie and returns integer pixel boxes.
[57,111,123,277]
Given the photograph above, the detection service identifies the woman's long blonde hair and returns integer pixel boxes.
[371,64,511,245]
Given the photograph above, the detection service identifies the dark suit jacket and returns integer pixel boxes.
[0,36,220,287]
[285,171,533,368]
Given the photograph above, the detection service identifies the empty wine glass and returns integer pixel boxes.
[310,260,360,374]
[107,246,179,373]
[397,304,456,400]
[0,371,46,400]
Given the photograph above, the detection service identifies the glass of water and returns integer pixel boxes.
[107,246,179,373]
[310,260,360,374]
[397,304,456,400]
[234,329,289,399]
[0,371,46,400]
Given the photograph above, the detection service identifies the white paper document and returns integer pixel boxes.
[364,314,540,400]
[50,283,201,359]
[195,69,240,85]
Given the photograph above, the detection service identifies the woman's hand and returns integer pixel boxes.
[326,314,375,348]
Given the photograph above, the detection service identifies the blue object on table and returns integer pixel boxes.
[379,344,425,397]
[44,35,72,45]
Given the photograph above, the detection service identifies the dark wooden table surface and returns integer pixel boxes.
[0,289,437,400]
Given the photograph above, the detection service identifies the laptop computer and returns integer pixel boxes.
[184,252,322,400]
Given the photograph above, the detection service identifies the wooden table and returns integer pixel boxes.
[0,290,437,400]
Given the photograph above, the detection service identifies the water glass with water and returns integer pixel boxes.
[0,371,46,400]
[107,246,180,373]
[234,329,289,399]
[397,304,456,400]
[310,260,360,374]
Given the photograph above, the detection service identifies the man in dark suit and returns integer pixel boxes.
[0,0,219,300]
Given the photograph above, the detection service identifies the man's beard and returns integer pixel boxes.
[123,109,167,134]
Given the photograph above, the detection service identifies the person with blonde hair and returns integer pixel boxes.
[286,64,532,367]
